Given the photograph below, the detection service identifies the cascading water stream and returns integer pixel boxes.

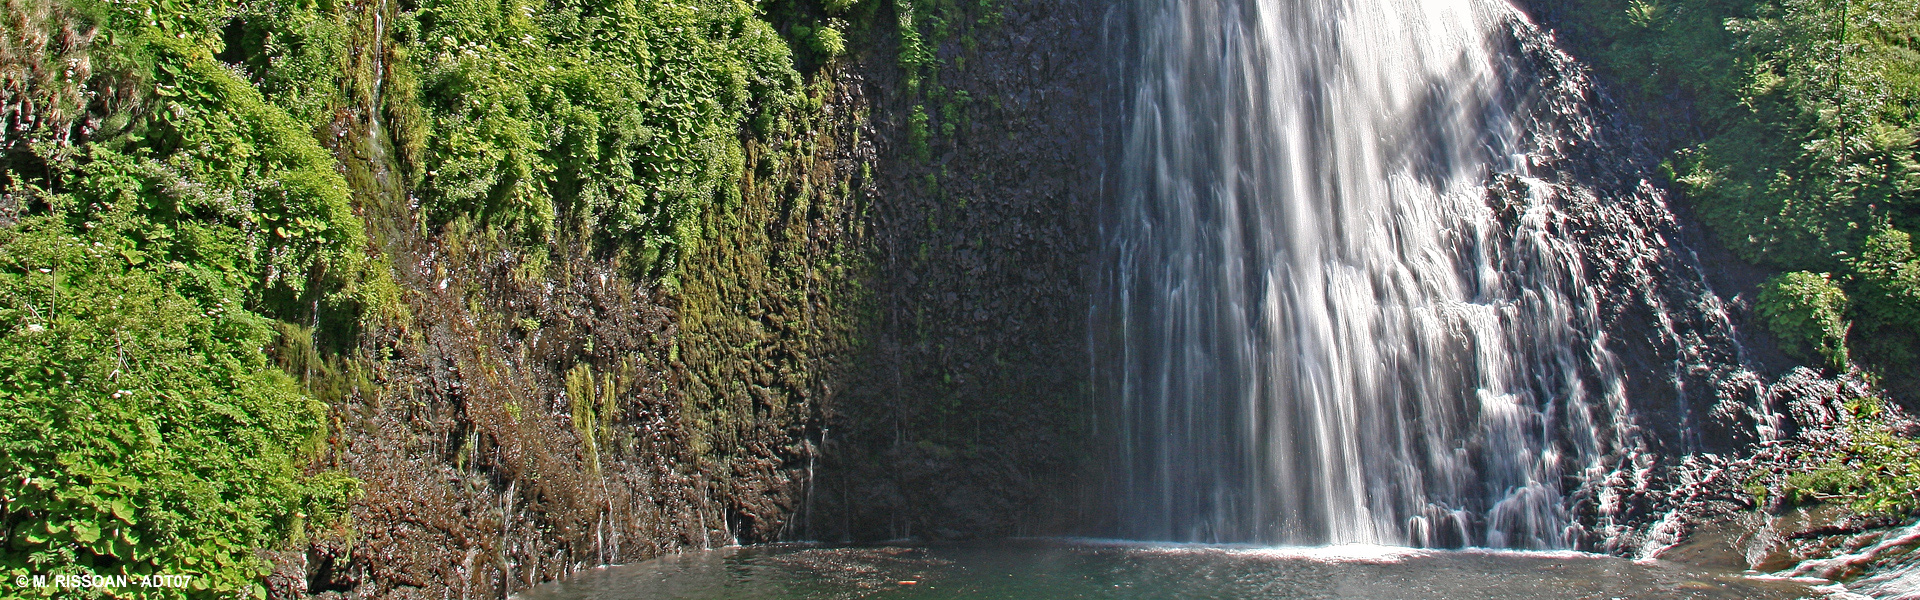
[1096,0,1763,549]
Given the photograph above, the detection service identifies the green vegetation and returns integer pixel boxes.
[1550,0,1920,391]
[1756,270,1851,368]
[1849,226,1920,372]
[0,218,357,599]
[1,0,368,596]
[564,360,635,476]
[399,0,806,283]
[3,0,846,595]
[1787,396,1920,515]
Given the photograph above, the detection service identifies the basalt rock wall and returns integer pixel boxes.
[292,1,1118,597]
[807,0,1117,542]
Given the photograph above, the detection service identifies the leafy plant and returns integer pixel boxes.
[0,217,358,600]
[1848,225,1920,377]
[2,2,374,596]
[810,23,847,57]
[1852,226,1920,325]
[407,0,803,283]
[908,104,930,159]
[1757,271,1852,369]
[1788,397,1920,515]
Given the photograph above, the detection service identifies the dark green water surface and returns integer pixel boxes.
[515,540,1821,600]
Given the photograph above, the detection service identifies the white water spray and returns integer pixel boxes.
[1095,0,1757,548]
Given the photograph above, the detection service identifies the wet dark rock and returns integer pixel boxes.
[1775,367,1867,436]
[807,0,1114,542]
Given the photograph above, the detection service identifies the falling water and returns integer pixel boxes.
[1097,0,1760,549]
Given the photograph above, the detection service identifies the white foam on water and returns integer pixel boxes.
[1054,537,1608,565]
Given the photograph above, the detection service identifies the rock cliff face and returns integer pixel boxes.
[286,59,862,600]
[807,0,1115,542]
[292,0,1116,596]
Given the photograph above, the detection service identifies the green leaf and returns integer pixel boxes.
[71,521,100,544]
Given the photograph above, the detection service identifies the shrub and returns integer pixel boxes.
[1848,226,1920,377]
[408,0,802,281]
[2,4,370,596]
[811,25,847,58]
[1757,271,1852,370]
[1853,226,1920,325]
[1788,397,1920,515]
[0,218,357,600]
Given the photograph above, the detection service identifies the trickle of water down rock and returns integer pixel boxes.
[1094,0,1774,549]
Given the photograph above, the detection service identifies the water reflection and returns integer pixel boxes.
[517,540,1816,599]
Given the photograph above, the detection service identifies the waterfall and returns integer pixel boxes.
[1096,0,1763,549]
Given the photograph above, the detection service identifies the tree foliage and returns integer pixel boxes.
[405,0,802,282]
[1757,270,1852,369]
[1673,0,1920,272]
[1552,0,1920,385]
[0,1,372,596]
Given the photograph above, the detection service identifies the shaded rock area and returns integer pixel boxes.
[673,67,879,545]
[808,0,1114,541]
